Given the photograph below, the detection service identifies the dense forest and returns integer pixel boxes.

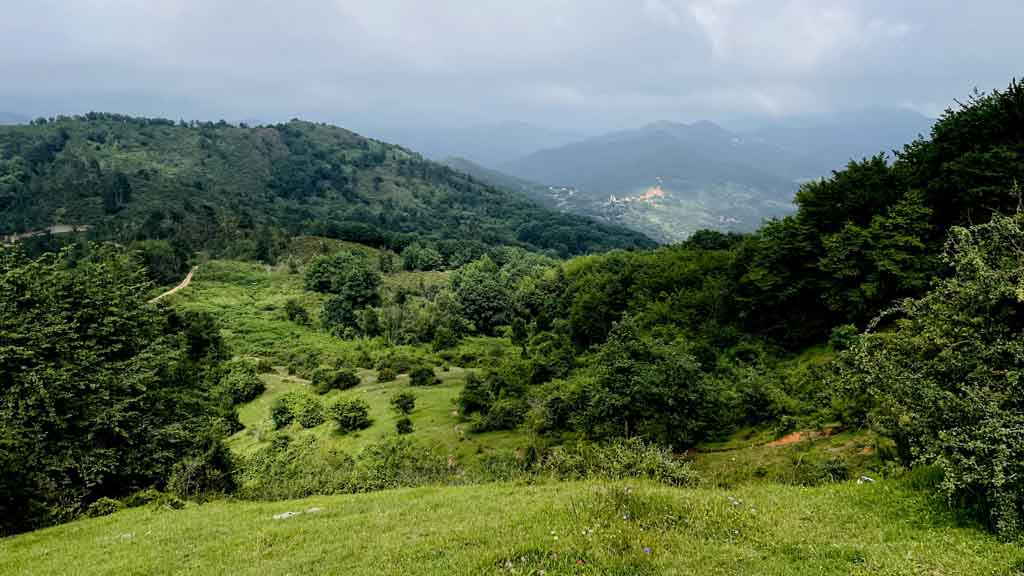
[3,80,1024,543]
[0,114,653,266]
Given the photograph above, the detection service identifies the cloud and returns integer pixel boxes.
[0,0,1020,131]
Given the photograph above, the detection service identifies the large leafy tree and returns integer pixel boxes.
[575,317,725,448]
[0,245,233,535]
[834,213,1024,537]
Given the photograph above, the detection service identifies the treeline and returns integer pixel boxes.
[0,113,654,264]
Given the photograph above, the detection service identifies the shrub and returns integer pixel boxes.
[329,398,373,433]
[458,372,490,415]
[829,324,860,351]
[539,438,697,487]
[409,366,440,387]
[85,497,124,518]
[122,488,162,508]
[284,298,310,325]
[832,214,1024,537]
[312,366,361,395]
[472,398,528,432]
[222,366,266,405]
[166,439,235,500]
[390,391,416,415]
[294,396,326,428]
[270,396,295,429]
[351,437,449,491]
[377,366,397,382]
[395,417,414,435]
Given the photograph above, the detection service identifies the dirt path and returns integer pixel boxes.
[149,267,197,303]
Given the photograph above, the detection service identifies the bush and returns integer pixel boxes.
[472,398,528,433]
[833,214,1024,537]
[312,366,361,394]
[271,396,295,429]
[329,398,373,433]
[458,372,490,415]
[390,391,416,415]
[377,366,397,382]
[222,365,266,405]
[395,417,413,435]
[166,439,235,500]
[829,324,860,351]
[409,366,440,387]
[539,438,697,486]
[85,497,124,518]
[284,298,310,325]
[295,396,326,428]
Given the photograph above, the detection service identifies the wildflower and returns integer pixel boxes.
[643,547,652,554]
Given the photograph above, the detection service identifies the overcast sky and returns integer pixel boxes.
[1,0,1021,133]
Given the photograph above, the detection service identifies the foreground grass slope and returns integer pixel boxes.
[4,480,1021,575]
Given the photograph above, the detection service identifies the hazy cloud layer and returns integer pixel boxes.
[0,0,1021,132]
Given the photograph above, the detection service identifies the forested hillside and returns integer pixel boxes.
[0,114,653,261]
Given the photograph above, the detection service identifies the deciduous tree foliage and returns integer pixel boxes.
[0,245,234,535]
[833,214,1024,538]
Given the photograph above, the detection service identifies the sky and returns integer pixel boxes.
[1,0,1022,135]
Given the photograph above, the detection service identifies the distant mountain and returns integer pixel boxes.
[0,113,654,258]
[442,157,557,208]
[370,122,586,168]
[745,108,935,171]
[499,121,806,242]
[0,112,28,125]
[497,111,936,242]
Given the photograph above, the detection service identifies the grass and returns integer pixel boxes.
[3,480,1021,575]
[695,427,884,488]
[228,367,529,466]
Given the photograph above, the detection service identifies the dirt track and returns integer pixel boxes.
[149,267,197,303]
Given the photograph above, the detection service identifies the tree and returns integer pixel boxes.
[0,245,233,535]
[328,399,372,433]
[576,316,724,448]
[449,256,510,335]
[834,213,1024,537]
[390,391,416,415]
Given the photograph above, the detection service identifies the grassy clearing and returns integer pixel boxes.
[694,428,883,488]
[3,480,1020,575]
[228,367,529,465]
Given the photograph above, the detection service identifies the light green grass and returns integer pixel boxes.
[229,367,527,465]
[3,480,1020,575]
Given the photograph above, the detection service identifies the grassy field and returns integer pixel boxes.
[228,367,529,465]
[3,479,1021,575]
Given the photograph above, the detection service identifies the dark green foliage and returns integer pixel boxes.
[312,366,360,395]
[269,392,325,429]
[395,417,414,435]
[377,366,397,382]
[329,398,373,433]
[390,391,416,415]
[294,396,327,429]
[457,365,529,432]
[409,366,440,387]
[284,298,310,325]
[221,363,266,405]
[131,239,189,285]
[0,245,233,535]
[270,397,295,430]
[84,498,124,518]
[401,242,444,271]
[458,372,491,415]
[450,256,510,336]
[574,317,727,449]
[0,115,653,258]
[833,214,1024,538]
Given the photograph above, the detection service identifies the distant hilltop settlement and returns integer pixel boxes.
[609,177,667,204]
